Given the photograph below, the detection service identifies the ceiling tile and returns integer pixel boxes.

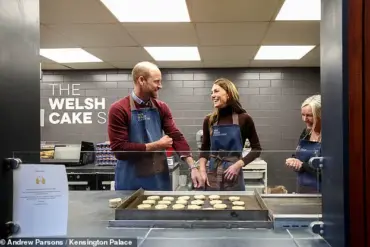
[123,23,198,46]
[84,47,154,62]
[40,25,79,49]
[250,46,320,67]
[199,46,259,61]
[61,62,116,69]
[41,62,71,70]
[262,21,320,45]
[156,61,203,68]
[48,24,138,47]
[40,0,117,24]
[203,60,251,68]
[109,61,153,69]
[187,0,283,22]
[196,23,269,46]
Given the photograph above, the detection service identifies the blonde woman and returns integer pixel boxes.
[285,94,322,193]
[198,78,262,191]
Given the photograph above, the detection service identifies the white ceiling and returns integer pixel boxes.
[40,0,320,70]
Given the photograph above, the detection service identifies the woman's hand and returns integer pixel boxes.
[285,158,303,170]
[224,160,244,181]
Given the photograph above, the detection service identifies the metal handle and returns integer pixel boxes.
[309,221,324,235]
[308,157,324,169]
[3,158,22,171]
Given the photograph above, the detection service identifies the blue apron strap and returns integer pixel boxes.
[210,112,239,135]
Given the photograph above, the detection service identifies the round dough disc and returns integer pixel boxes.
[142,200,156,205]
[137,204,151,210]
[155,204,168,209]
[194,195,205,200]
[175,200,188,205]
[213,203,228,209]
[178,196,190,200]
[108,198,122,208]
[229,196,240,202]
[210,200,223,205]
[209,195,220,200]
[191,200,204,205]
[147,196,160,200]
[232,201,245,206]
[162,196,175,201]
[232,206,245,210]
[172,204,185,210]
[187,205,201,210]
[158,200,172,205]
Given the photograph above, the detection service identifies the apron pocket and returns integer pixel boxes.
[135,152,168,177]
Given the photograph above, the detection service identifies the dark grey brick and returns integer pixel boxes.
[260,88,282,95]
[171,73,193,80]
[234,80,249,88]
[117,81,134,88]
[271,80,294,88]
[160,88,193,96]
[77,82,118,89]
[236,73,259,80]
[183,80,205,88]
[168,102,212,111]
[204,81,214,87]
[42,74,64,82]
[194,73,215,80]
[182,110,211,118]
[249,80,271,88]
[164,95,209,103]
[107,74,129,81]
[85,89,128,97]
[239,88,260,94]
[162,81,183,88]
[260,72,282,80]
[194,88,211,96]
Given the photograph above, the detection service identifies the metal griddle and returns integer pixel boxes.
[109,189,273,229]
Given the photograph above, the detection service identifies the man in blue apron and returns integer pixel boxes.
[206,113,245,191]
[108,61,204,191]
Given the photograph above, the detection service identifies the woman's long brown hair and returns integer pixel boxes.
[208,78,246,129]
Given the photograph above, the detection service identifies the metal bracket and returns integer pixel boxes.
[309,221,324,235]
[2,158,21,171]
[308,157,324,169]
[5,222,20,236]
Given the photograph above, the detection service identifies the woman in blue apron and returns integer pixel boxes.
[197,78,262,191]
[286,95,322,193]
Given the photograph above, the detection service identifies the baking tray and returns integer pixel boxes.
[114,189,270,222]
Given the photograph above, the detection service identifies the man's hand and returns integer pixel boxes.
[191,168,205,188]
[199,169,210,187]
[224,160,244,181]
[285,158,303,170]
[158,135,173,149]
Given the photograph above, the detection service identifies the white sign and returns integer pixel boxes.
[12,165,69,237]
[46,83,107,125]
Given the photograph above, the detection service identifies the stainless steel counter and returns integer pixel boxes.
[68,191,331,247]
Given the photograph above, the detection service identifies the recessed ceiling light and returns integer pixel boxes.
[40,48,102,63]
[275,0,321,20]
[100,0,190,22]
[144,47,201,61]
[254,46,315,60]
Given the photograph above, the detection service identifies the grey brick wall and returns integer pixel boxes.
[40,67,320,191]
